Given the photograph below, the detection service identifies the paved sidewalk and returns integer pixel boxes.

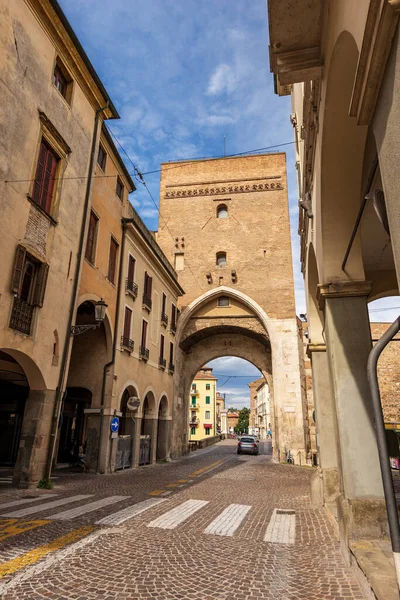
[0,440,367,599]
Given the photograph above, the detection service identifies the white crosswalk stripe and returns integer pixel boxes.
[1,495,92,518]
[48,496,129,520]
[96,498,167,525]
[204,503,251,537]
[264,508,296,544]
[148,499,209,530]
[0,495,58,510]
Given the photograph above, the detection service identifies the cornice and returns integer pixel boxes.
[164,178,284,199]
[316,281,373,309]
[350,0,400,125]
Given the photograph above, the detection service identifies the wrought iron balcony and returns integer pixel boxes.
[170,320,177,334]
[190,388,199,396]
[190,403,199,410]
[125,278,138,299]
[189,417,199,426]
[9,297,34,335]
[142,293,152,311]
[168,362,175,374]
[139,345,149,361]
[159,357,166,369]
[121,335,134,353]
[161,312,168,327]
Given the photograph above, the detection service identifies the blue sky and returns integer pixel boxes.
[59,0,400,409]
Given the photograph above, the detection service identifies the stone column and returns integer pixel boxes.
[132,417,142,467]
[318,282,386,555]
[13,389,56,488]
[307,344,339,506]
[150,418,158,465]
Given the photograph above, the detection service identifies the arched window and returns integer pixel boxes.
[216,252,227,267]
[217,204,228,218]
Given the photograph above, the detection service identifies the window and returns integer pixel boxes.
[191,396,197,405]
[205,396,211,405]
[160,333,165,359]
[116,176,124,200]
[171,303,176,333]
[204,428,211,436]
[175,253,184,271]
[217,204,228,218]
[216,252,227,267]
[143,272,152,310]
[206,384,210,390]
[97,144,107,171]
[32,139,59,214]
[85,211,98,264]
[128,255,136,283]
[161,293,167,315]
[191,383,197,392]
[121,307,133,352]
[108,237,118,284]
[52,60,72,102]
[190,427,196,436]
[141,319,148,348]
[169,341,174,365]
[217,296,230,307]
[9,245,49,335]
[205,411,211,419]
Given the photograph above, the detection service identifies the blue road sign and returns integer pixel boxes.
[110,416,119,433]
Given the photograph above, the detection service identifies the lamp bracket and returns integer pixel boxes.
[70,323,101,336]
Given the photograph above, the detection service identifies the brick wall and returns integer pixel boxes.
[371,323,400,422]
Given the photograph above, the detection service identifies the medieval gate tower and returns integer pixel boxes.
[157,153,309,461]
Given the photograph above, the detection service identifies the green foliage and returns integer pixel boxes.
[37,479,54,489]
[227,407,236,413]
[234,407,250,434]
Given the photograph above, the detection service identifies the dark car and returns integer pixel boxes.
[237,436,259,455]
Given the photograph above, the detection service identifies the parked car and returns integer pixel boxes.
[237,436,259,455]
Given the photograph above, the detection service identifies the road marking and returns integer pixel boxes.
[204,504,251,537]
[0,519,49,542]
[148,499,209,530]
[167,483,180,488]
[95,498,167,526]
[148,490,165,496]
[188,458,225,478]
[1,495,92,518]
[177,479,189,483]
[264,509,296,544]
[0,525,95,580]
[47,496,129,520]
[0,495,58,510]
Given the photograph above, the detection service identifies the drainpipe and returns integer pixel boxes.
[44,104,109,483]
[96,218,131,472]
[367,316,400,590]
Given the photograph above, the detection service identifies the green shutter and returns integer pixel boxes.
[206,396,210,404]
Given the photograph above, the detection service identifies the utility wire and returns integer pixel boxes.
[107,128,205,294]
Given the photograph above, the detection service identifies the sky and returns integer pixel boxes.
[59,0,400,409]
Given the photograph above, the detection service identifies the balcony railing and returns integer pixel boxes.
[189,417,199,426]
[125,278,138,299]
[170,320,177,334]
[142,293,152,311]
[9,297,34,335]
[190,403,199,410]
[161,312,168,327]
[190,388,199,396]
[168,362,175,374]
[121,335,134,353]
[159,357,166,369]
[139,345,149,361]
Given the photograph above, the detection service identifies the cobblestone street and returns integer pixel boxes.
[0,440,367,599]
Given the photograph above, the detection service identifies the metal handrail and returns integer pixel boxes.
[367,316,400,589]
[139,345,149,360]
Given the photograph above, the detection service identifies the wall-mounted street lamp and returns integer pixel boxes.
[70,299,108,336]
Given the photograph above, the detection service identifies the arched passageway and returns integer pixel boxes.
[57,387,92,464]
[156,395,170,460]
[140,391,156,465]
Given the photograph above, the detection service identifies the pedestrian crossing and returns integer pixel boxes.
[0,494,296,543]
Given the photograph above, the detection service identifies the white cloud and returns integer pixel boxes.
[207,64,237,96]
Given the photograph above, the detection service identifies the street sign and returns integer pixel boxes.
[110,416,120,433]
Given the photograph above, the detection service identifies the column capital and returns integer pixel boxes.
[306,343,326,358]
[317,281,372,309]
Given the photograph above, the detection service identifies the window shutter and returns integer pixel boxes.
[42,150,57,213]
[141,320,147,347]
[160,334,164,358]
[123,307,132,339]
[128,255,135,281]
[148,275,152,297]
[33,141,47,204]
[11,245,26,295]
[32,262,49,307]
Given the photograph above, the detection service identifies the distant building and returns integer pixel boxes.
[189,367,217,441]
[227,411,239,433]
[216,391,225,433]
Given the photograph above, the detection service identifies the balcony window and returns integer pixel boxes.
[126,255,137,298]
[121,307,133,352]
[143,272,152,311]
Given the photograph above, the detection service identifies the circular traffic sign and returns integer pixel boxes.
[110,416,120,433]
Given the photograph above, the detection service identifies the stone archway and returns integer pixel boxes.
[172,288,307,462]
[156,394,171,460]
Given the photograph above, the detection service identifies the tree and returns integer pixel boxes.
[234,407,250,434]
[228,407,236,413]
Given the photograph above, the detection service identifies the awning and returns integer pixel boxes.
[204,424,212,429]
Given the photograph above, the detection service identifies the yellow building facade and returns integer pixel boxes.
[189,367,217,441]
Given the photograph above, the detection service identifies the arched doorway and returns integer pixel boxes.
[57,387,92,464]
[0,348,47,487]
[156,395,170,460]
[140,390,156,465]
[115,384,139,470]
[63,299,112,472]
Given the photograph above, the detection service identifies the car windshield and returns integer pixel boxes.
[240,438,255,443]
